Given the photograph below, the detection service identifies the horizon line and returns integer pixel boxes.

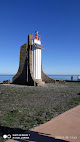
[0,74,80,76]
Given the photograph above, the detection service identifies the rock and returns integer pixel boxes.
[3,80,10,84]
[59,80,66,84]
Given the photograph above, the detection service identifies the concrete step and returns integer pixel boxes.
[34,79,45,86]
[37,82,45,86]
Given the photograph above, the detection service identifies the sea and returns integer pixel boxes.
[0,75,79,82]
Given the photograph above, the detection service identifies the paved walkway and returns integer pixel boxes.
[7,105,80,142]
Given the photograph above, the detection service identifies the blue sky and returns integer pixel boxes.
[0,0,80,75]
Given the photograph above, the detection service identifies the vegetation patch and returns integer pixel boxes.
[0,82,80,142]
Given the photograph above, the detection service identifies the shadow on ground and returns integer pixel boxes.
[0,125,25,136]
[0,126,69,142]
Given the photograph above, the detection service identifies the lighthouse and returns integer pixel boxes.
[31,31,44,80]
[12,31,55,86]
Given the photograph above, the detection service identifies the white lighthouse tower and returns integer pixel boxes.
[31,31,44,80]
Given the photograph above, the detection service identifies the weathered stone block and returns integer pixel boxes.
[3,80,10,84]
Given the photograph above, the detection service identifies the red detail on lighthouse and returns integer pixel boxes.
[31,31,41,41]
[35,31,38,40]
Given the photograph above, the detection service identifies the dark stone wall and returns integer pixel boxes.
[12,43,27,85]
[28,34,35,86]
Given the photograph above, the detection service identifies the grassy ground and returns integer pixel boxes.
[0,82,80,142]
